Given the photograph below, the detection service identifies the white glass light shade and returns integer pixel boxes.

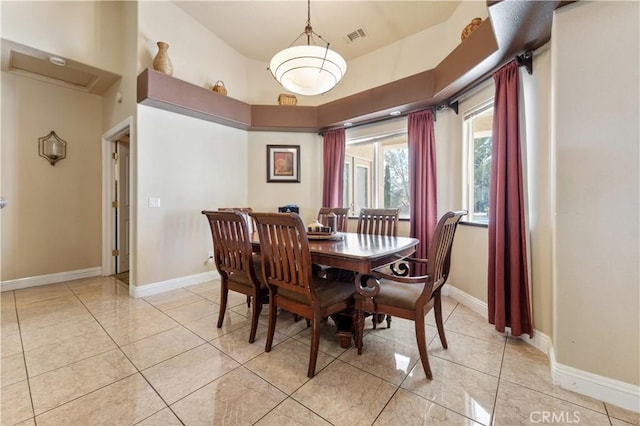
[269,45,347,96]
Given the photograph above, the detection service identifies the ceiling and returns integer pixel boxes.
[173,1,462,62]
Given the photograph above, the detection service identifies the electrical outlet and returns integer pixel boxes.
[206,250,214,264]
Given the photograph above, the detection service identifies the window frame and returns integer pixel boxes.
[462,99,494,225]
[344,130,409,218]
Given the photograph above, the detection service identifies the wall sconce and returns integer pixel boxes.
[38,130,67,166]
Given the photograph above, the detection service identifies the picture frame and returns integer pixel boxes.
[267,145,300,183]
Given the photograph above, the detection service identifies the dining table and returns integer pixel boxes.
[252,232,419,347]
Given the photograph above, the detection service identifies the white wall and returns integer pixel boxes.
[135,105,249,287]
[552,1,639,386]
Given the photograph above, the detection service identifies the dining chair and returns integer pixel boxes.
[355,208,400,328]
[356,208,399,237]
[317,207,350,233]
[202,210,269,343]
[218,207,257,308]
[353,210,467,379]
[251,212,356,378]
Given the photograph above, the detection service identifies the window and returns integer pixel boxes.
[344,131,409,218]
[463,101,494,224]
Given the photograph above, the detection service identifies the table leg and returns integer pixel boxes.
[331,311,354,348]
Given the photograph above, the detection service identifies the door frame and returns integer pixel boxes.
[101,116,134,285]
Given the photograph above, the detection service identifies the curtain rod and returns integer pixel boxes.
[319,50,533,135]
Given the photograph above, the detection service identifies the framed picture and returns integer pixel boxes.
[267,145,300,183]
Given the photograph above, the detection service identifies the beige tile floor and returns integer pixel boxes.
[1,276,638,426]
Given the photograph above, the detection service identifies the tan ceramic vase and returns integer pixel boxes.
[152,41,173,76]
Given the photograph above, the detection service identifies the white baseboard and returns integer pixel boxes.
[1,267,102,292]
[442,284,488,317]
[131,270,218,298]
[551,351,640,413]
[445,283,639,414]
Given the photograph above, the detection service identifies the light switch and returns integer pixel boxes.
[148,197,161,208]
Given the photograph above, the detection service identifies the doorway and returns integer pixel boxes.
[114,136,130,284]
[102,117,133,288]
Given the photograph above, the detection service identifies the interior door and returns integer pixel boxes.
[116,140,130,273]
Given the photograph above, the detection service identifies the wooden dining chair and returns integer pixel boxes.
[202,210,269,343]
[357,208,399,237]
[317,207,350,232]
[353,210,467,379]
[355,208,400,328]
[251,212,356,378]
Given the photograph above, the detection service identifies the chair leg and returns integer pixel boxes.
[415,315,433,380]
[355,310,365,355]
[248,294,261,344]
[308,316,320,378]
[217,281,228,329]
[246,295,251,308]
[265,296,277,352]
[386,314,392,329]
[434,292,448,349]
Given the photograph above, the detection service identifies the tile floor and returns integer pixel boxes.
[1,276,638,426]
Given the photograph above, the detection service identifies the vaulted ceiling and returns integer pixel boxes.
[173,1,463,62]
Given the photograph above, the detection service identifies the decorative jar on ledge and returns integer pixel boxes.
[461,18,483,41]
[152,41,173,76]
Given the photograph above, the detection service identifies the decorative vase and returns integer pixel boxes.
[461,17,483,41]
[152,41,173,76]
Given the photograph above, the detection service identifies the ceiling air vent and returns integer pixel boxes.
[345,28,368,44]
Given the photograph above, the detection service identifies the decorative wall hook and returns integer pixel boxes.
[38,131,67,166]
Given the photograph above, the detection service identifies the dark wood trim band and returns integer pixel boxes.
[137,1,567,133]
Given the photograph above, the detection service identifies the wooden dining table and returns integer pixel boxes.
[252,232,419,347]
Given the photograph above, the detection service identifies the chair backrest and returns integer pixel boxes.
[202,210,259,283]
[251,212,315,302]
[357,208,399,237]
[424,210,467,296]
[317,207,349,233]
[218,207,255,235]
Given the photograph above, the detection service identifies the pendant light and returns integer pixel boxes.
[268,0,347,96]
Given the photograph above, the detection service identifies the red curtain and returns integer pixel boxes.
[322,129,346,208]
[488,61,533,337]
[408,110,438,274]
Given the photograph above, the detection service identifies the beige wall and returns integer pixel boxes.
[247,131,324,226]
[553,1,639,385]
[521,44,553,336]
[135,105,249,287]
[1,1,123,75]
[244,1,488,106]
[1,74,103,280]
[137,1,249,102]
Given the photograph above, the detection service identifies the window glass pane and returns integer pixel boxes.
[464,103,493,223]
[344,129,408,218]
[355,164,369,213]
[343,161,351,211]
[383,146,409,217]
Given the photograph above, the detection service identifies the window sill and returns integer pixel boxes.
[460,221,488,228]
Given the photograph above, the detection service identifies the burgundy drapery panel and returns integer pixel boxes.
[408,110,438,275]
[322,128,346,208]
[488,61,533,337]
